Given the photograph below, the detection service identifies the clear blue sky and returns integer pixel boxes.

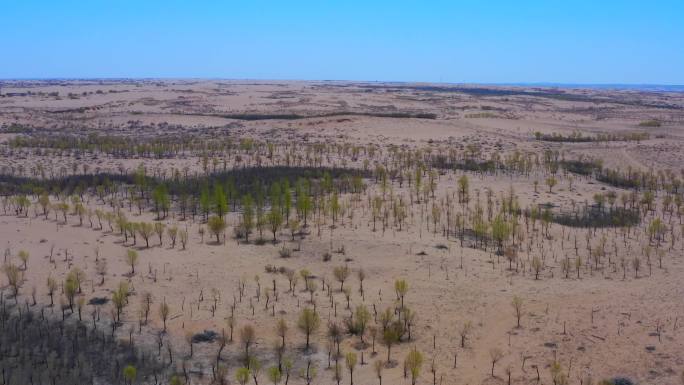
[2,0,683,84]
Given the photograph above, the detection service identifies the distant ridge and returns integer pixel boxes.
[1,79,683,93]
[492,83,684,92]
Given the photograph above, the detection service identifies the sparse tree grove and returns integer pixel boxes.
[1,110,682,385]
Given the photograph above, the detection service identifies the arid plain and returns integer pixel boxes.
[1,80,684,385]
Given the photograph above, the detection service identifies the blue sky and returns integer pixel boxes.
[2,0,683,84]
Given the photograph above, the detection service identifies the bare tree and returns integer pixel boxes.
[240,324,256,361]
[459,321,472,348]
[374,360,384,385]
[489,348,504,377]
[96,259,108,285]
[276,317,288,349]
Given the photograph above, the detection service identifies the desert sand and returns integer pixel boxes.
[1,80,683,385]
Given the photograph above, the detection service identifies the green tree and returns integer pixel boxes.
[491,215,510,254]
[334,265,350,291]
[159,301,170,332]
[249,357,262,383]
[152,184,170,219]
[268,206,283,242]
[405,349,424,385]
[2,263,22,298]
[546,176,557,193]
[282,180,292,223]
[154,222,165,246]
[267,366,282,385]
[214,184,228,217]
[167,225,178,248]
[179,228,188,249]
[123,365,137,385]
[511,295,523,328]
[382,328,399,364]
[354,305,371,343]
[18,250,29,270]
[64,273,78,311]
[394,279,409,309]
[242,194,255,243]
[532,256,543,280]
[298,307,320,350]
[112,281,130,322]
[296,180,312,226]
[345,352,357,385]
[647,218,666,244]
[126,249,139,274]
[57,202,69,223]
[593,193,606,211]
[235,367,250,385]
[200,186,211,221]
[138,222,154,248]
[333,361,343,385]
[329,192,341,225]
[208,215,227,244]
[46,276,58,306]
[457,175,469,204]
[38,192,51,218]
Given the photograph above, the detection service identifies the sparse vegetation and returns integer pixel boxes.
[0,81,681,385]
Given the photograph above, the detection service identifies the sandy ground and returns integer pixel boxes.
[1,80,684,385]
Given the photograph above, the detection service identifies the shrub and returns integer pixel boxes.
[279,246,292,258]
[638,119,661,127]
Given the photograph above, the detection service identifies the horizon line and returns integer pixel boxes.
[1,78,684,92]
